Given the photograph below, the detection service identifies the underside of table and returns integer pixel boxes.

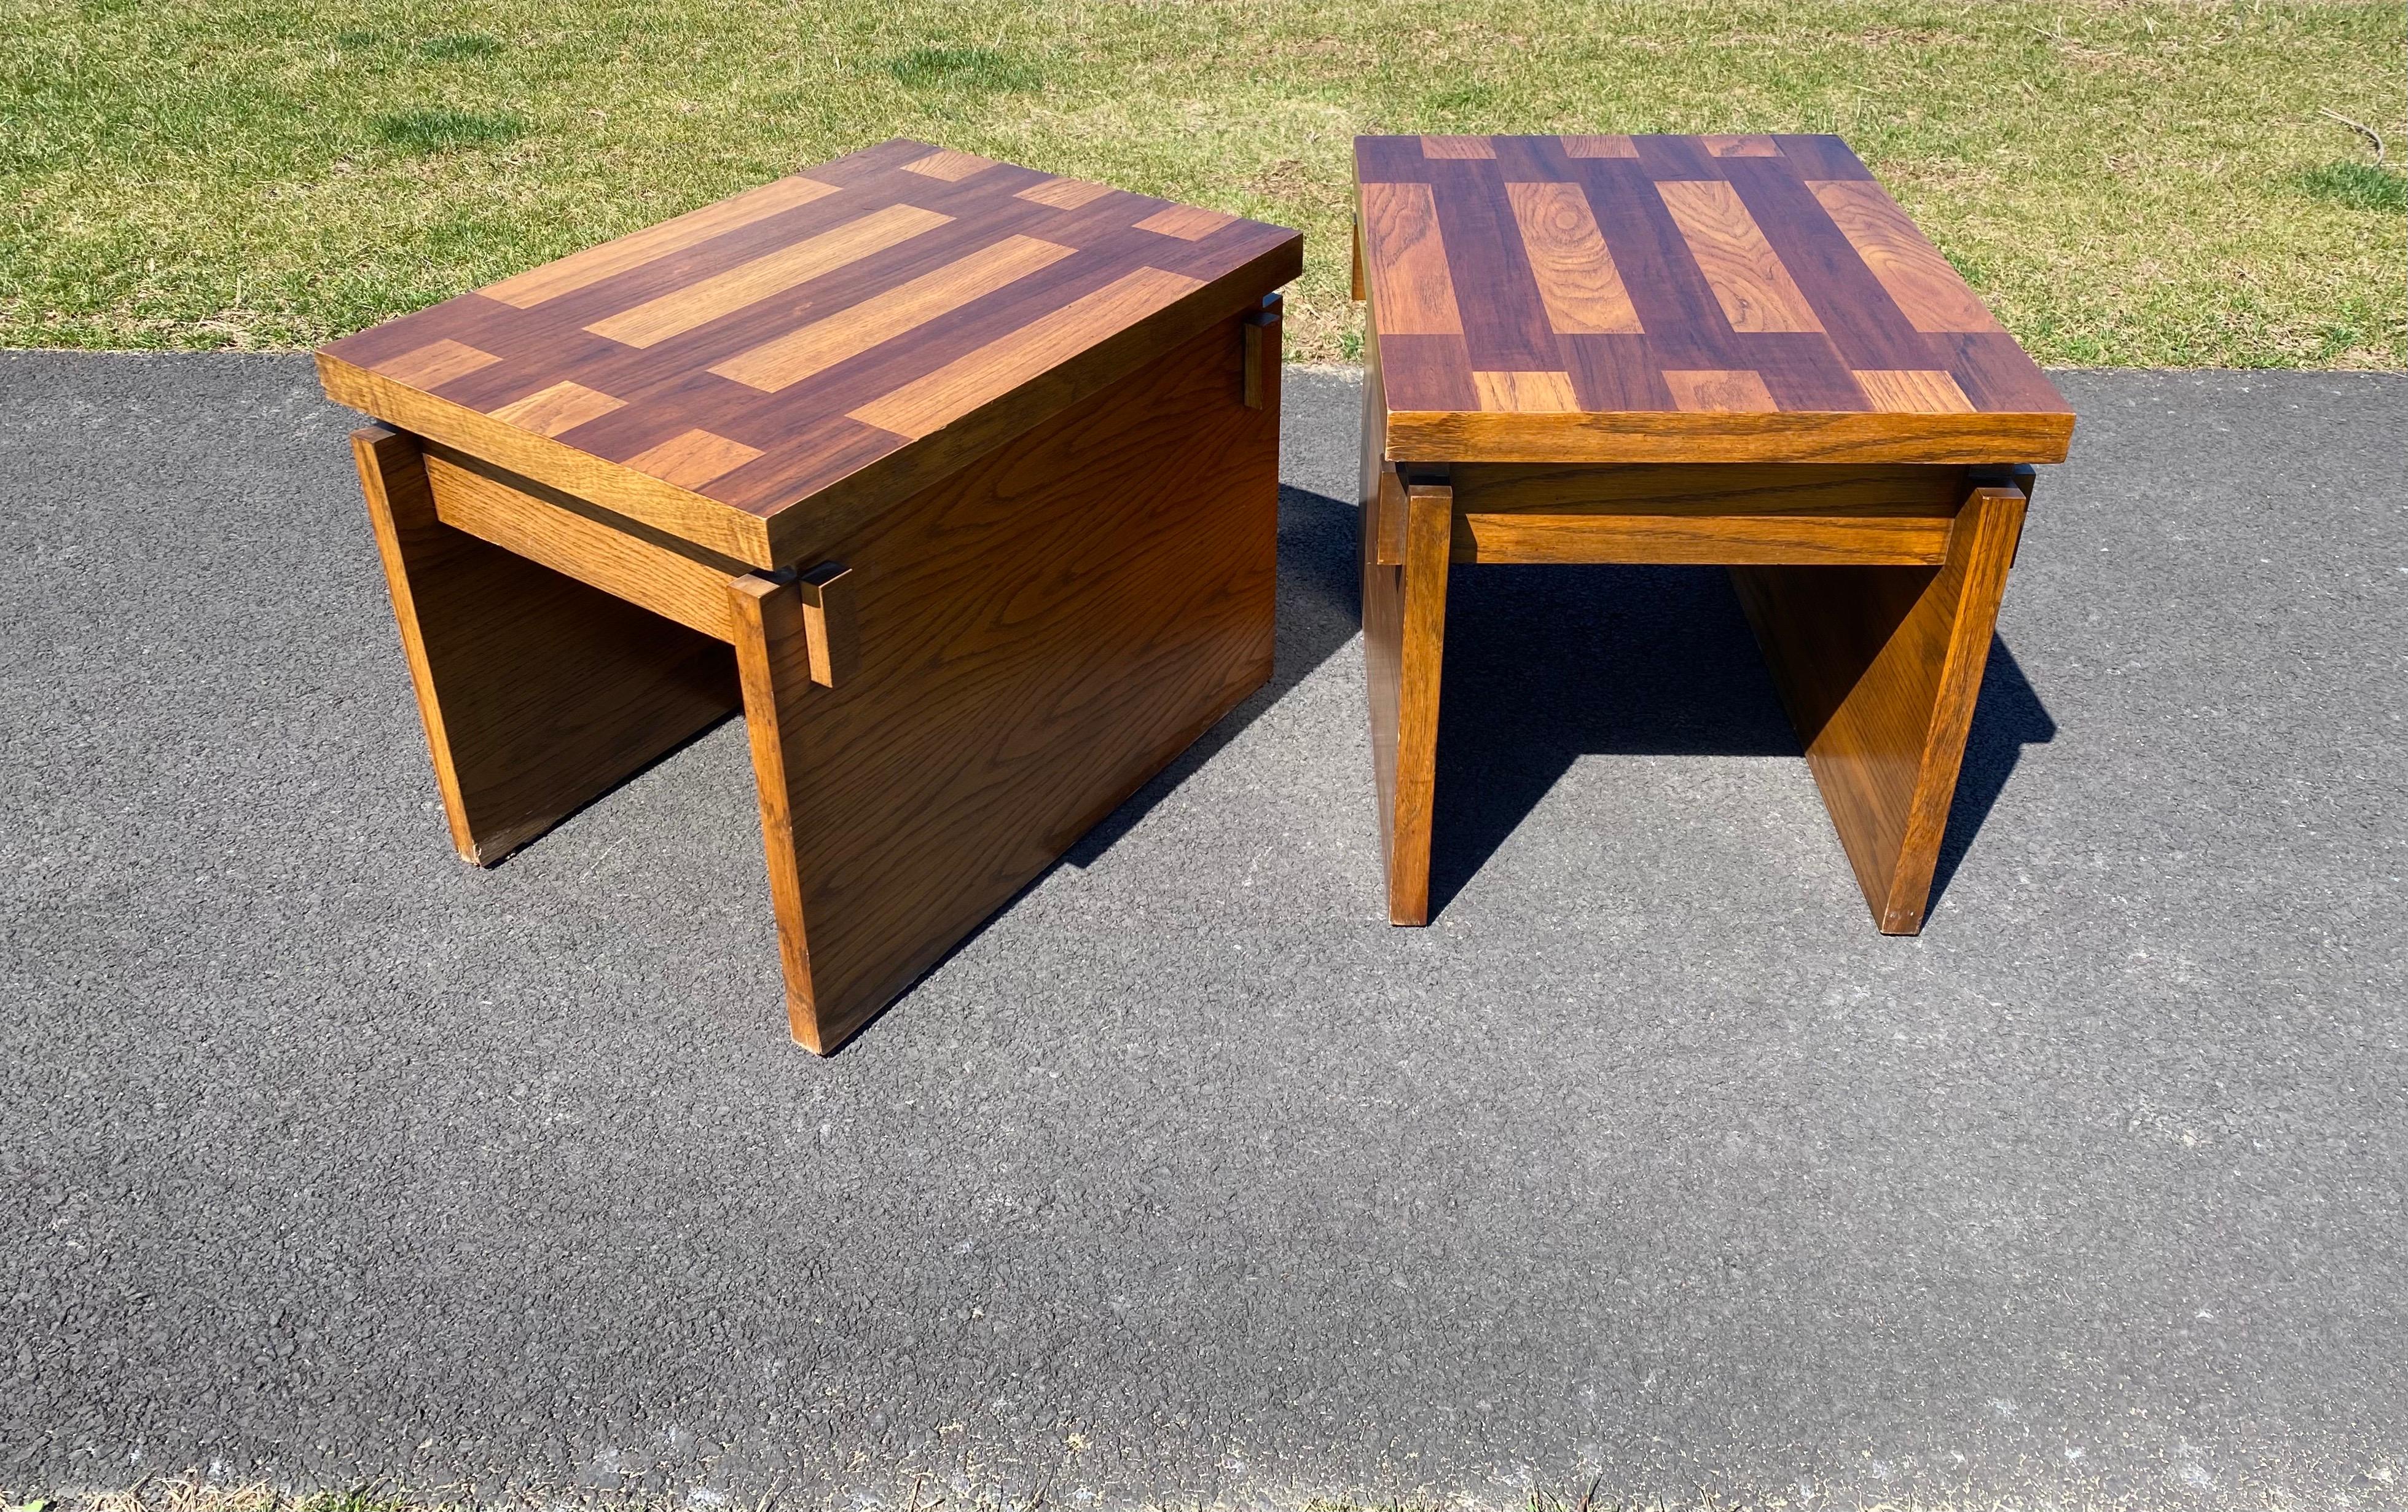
[1357,345,2032,934]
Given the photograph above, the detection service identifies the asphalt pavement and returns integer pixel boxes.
[2,356,2402,1510]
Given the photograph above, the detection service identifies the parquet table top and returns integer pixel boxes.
[318,138,1302,565]
[1354,133,2073,464]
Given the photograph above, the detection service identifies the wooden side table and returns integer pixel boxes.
[1351,133,2073,931]
[318,139,1300,1051]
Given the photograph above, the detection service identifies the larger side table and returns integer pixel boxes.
[319,139,1301,1051]
[1351,133,2073,931]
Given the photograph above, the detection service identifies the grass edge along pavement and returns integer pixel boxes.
[0,0,2401,366]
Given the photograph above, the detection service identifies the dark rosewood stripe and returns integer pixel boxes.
[1376,333,1482,412]
[710,413,911,517]
[1631,135,1723,181]
[1558,332,1679,412]
[1770,135,1876,181]
[1569,159,1744,370]
[1425,159,1561,372]
[1736,332,1873,412]
[1928,331,2067,414]
[1355,135,1437,184]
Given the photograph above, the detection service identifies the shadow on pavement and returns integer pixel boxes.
[1427,561,2055,920]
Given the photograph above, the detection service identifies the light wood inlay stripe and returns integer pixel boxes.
[624,428,765,488]
[1359,181,1462,335]
[482,176,841,308]
[488,380,625,437]
[1421,136,1498,159]
[1662,369,1779,413]
[378,339,501,388]
[1016,177,1116,210]
[586,203,952,348]
[1810,180,2004,334]
[903,149,998,181]
[1853,369,1977,414]
[850,266,1206,440]
[1472,370,1580,412]
[378,339,501,390]
[1561,135,1639,159]
[1655,180,1825,334]
[1134,204,1237,241]
[711,235,1078,393]
[1704,135,1782,157]
[1504,181,1642,334]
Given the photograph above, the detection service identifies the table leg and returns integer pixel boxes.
[1362,453,1454,926]
[350,425,740,864]
[1729,479,2031,933]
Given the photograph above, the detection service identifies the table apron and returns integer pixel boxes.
[418,443,752,643]
[1366,461,2019,567]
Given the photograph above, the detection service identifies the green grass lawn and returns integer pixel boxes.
[2,0,2400,366]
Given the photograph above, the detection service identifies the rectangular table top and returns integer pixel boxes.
[1354,134,2073,466]
[318,139,1301,566]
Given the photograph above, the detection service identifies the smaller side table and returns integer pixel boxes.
[319,139,1300,1051]
[1351,133,2074,931]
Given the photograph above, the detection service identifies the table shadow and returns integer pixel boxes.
[1425,562,2055,922]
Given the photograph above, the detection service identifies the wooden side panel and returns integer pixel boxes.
[350,426,742,865]
[1730,481,2029,933]
[734,313,1279,1052]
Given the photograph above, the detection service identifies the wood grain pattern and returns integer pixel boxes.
[709,233,1077,393]
[318,138,1302,568]
[1653,180,1825,334]
[1504,180,1642,334]
[482,175,840,308]
[848,266,1206,439]
[1853,368,1975,414]
[1663,369,1779,413]
[902,148,997,181]
[1134,203,1238,240]
[732,312,1279,1051]
[1808,179,2004,334]
[350,425,740,866]
[1472,369,1579,412]
[382,339,500,388]
[1358,180,1464,335]
[1353,134,2071,464]
[487,380,626,436]
[1730,480,2030,933]
[584,202,952,348]
[1016,176,1116,210]
[623,428,765,488]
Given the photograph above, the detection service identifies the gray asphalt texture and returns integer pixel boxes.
[2,356,2404,1511]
